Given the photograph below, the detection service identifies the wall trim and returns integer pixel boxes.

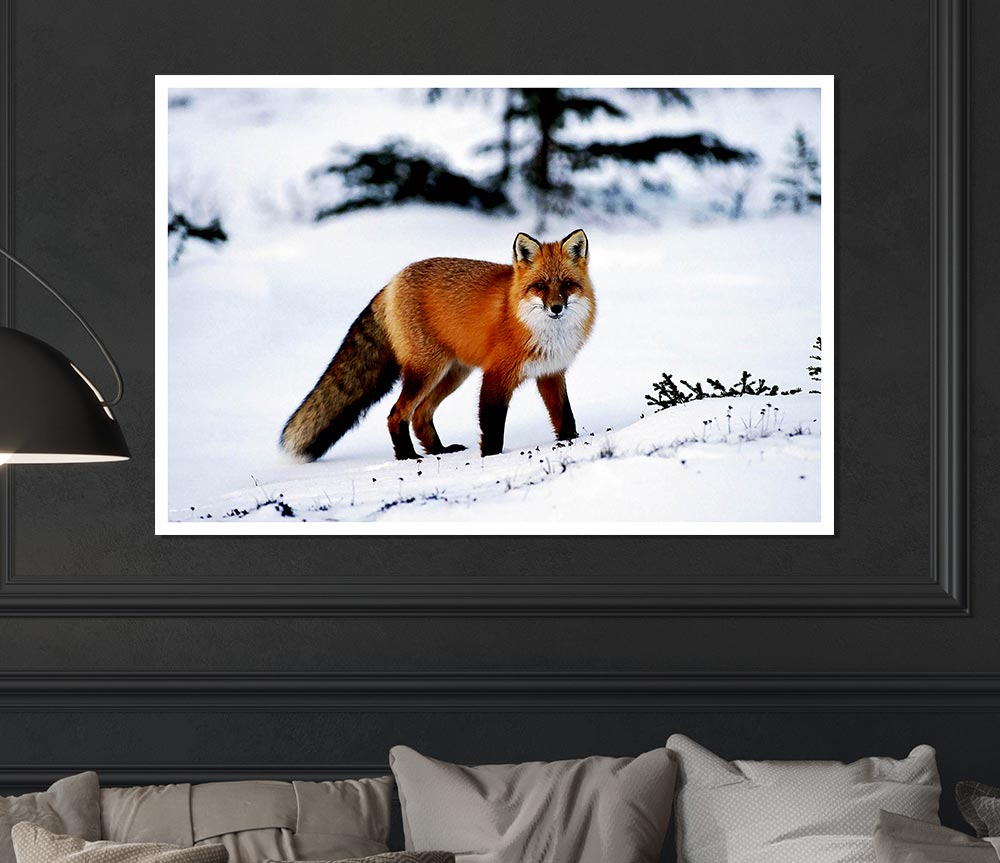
[0,0,12,608]
[1,671,999,711]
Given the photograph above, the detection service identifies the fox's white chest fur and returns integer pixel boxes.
[517,296,593,379]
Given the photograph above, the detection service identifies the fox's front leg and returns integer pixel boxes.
[537,372,578,441]
[479,369,515,456]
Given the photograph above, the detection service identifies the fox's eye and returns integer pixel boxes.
[530,282,546,292]
[561,280,576,292]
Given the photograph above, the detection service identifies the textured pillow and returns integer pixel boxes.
[667,734,941,863]
[265,855,454,863]
[957,780,1000,839]
[10,823,228,863]
[873,811,996,863]
[101,778,393,863]
[1,773,101,863]
[389,745,676,862]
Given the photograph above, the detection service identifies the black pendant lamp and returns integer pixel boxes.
[0,248,129,465]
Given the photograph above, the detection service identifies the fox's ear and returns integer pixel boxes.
[513,232,542,265]
[560,229,588,263]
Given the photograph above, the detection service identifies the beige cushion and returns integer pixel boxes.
[873,811,997,863]
[1,774,101,863]
[100,785,191,847]
[10,823,227,863]
[101,779,393,863]
[264,856,454,863]
[667,734,941,863]
[389,745,676,862]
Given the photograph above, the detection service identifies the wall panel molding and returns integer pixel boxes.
[0,0,12,605]
[1,671,999,711]
[0,0,971,616]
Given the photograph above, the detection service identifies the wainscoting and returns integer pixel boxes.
[2,670,999,859]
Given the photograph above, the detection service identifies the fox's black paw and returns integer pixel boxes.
[425,443,467,455]
[393,450,421,461]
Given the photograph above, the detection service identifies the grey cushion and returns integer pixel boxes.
[11,823,227,863]
[873,810,997,863]
[1,773,101,863]
[265,855,454,863]
[667,734,941,863]
[957,781,1000,839]
[389,745,676,863]
[101,779,394,863]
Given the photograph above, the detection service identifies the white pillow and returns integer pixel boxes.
[389,745,676,863]
[667,734,940,863]
[873,811,996,863]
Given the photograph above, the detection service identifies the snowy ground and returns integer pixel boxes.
[180,393,821,528]
[159,85,829,533]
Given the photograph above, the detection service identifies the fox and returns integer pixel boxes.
[280,228,596,461]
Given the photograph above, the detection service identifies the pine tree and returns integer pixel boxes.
[807,336,822,393]
[167,205,227,264]
[311,140,512,220]
[312,88,756,230]
[771,127,821,213]
[500,88,755,231]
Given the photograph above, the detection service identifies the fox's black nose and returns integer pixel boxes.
[550,304,563,315]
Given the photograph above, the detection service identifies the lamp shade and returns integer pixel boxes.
[0,326,129,464]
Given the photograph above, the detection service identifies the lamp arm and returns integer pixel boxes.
[0,246,124,407]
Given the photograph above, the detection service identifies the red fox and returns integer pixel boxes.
[281,229,595,461]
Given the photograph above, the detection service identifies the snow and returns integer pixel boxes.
[158,84,830,534]
[183,393,821,529]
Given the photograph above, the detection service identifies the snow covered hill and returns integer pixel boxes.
[169,392,821,531]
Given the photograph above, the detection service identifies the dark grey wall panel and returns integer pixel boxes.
[0,5,997,857]
[0,0,964,614]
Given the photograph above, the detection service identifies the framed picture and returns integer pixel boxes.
[0,0,968,615]
[155,75,835,536]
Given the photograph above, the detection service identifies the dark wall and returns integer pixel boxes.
[0,0,998,857]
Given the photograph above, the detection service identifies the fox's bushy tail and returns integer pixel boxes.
[280,291,400,461]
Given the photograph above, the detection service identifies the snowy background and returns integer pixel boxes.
[162,86,827,531]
